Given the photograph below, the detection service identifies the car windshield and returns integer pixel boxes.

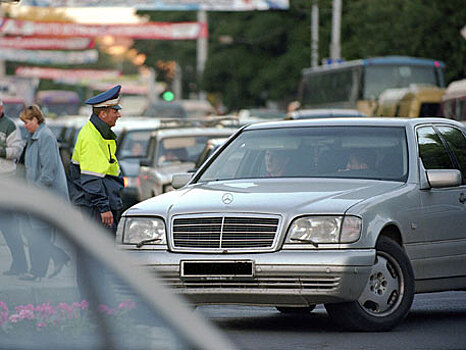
[157,135,221,165]
[198,126,408,182]
[118,130,152,159]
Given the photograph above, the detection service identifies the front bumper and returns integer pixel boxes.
[120,248,375,306]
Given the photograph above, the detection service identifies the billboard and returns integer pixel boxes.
[0,18,207,40]
[0,48,98,64]
[0,37,94,50]
[20,0,289,11]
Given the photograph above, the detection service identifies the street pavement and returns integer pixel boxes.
[0,232,80,308]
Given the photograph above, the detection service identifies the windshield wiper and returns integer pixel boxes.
[136,238,162,248]
[290,238,319,248]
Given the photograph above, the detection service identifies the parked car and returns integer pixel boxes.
[143,101,187,119]
[286,108,367,120]
[193,137,229,170]
[138,124,238,200]
[238,108,286,121]
[0,177,236,349]
[180,99,216,118]
[117,117,466,332]
[46,115,88,173]
[113,117,167,210]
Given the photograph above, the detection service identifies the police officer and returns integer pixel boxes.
[69,85,124,233]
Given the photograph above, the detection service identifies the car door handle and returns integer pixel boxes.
[460,193,466,204]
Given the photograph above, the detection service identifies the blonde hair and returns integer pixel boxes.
[20,105,45,124]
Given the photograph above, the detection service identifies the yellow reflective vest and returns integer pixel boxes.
[72,120,120,177]
[69,117,123,213]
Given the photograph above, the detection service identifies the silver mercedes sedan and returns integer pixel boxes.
[116,117,466,332]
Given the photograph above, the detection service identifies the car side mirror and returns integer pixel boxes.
[172,173,193,189]
[139,158,151,167]
[425,169,462,188]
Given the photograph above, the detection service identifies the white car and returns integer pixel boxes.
[138,125,238,200]
[117,117,466,331]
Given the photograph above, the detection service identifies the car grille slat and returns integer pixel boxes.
[158,273,340,291]
[172,215,279,250]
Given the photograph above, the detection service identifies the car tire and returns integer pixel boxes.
[276,305,316,314]
[324,236,415,331]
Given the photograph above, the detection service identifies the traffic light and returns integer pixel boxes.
[161,90,175,102]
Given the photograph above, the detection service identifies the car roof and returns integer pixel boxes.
[153,126,238,138]
[245,117,465,130]
[112,117,163,133]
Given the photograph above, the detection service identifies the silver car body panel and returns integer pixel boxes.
[119,118,466,305]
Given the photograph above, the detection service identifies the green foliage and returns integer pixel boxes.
[134,0,466,111]
[342,0,466,83]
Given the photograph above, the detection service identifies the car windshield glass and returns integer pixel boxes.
[0,206,192,349]
[118,130,152,159]
[197,126,408,182]
[157,135,218,165]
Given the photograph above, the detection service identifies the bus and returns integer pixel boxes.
[298,56,445,116]
[35,90,81,117]
[442,79,466,124]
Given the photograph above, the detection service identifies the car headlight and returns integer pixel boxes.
[285,215,361,245]
[122,217,167,245]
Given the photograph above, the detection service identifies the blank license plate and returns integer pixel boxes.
[181,260,254,278]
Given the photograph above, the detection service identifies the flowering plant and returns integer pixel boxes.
[0,299,136,338]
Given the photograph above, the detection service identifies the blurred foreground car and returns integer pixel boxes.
[0,177,236,349]
[117,117,466,331]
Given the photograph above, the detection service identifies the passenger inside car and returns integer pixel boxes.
[265,149,291,177]
[158,147,188,163]
[339,149,376,172]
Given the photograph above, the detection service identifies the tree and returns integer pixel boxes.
[133,0,466,111]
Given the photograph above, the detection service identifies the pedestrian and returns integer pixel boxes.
[19,104,70,281]
[68,85,124,233]
[0,98,28,276]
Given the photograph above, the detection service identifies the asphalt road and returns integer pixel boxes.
[196,291,466,350]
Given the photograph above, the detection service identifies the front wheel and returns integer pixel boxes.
[325,236,414,331]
